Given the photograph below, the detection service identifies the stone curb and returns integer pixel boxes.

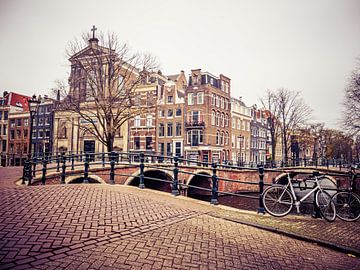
[207,213,360,257]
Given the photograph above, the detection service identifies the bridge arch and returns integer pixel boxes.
[186,170,212,198]
[125,169,173,192]
[65,174,105,184]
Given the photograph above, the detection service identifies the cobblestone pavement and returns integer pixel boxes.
[0,167,359,269]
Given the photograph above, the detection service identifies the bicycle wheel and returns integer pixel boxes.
[262,185,294,217]
[332,192,360,222]
[316,190,336,222]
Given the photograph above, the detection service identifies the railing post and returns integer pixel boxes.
[71,153,75,170]
[102,152,105,167]
[304,158,307,167]
[83,153,89,184]
[22,160,28,185]
[172,156,180,196]
[210,162,218,205]
[61,153,66,184]
[56,154,60,172]
[258,166,265,214]
[139,153,145,189]
[28,159,33,186]
[32,157,37,177]
[41,158,47,185]
[110,151,115,185]
[326,159,329,169]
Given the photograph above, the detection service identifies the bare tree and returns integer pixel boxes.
[260,90,281,163]
[274,88,312,163]
[342,60,360,135]
[55,30,158,152]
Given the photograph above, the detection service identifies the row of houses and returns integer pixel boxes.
[0,32,285,166]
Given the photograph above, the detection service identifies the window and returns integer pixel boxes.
[221,113,224,127]
[134,116,141,127]
[159,123,164,137]
[211,111,215,125]
[232,118,236,128]
[146,137,152,150]
[3,124,6,135]
[167,123,173,137]
[166,143,172,156]
[211,94,215,106]
[0,111,2,120]
[167,109,173,117]
[237,119,241,130]
[2,140,6,152]
[38,130,43,138]
[167,95,173,103]
[4,111,8,120]
[158,143,164,156]
[225,114,229,127]
[10,130,15,140]
[221,132,224,145]
[215,112,219,126]
[176,123,182,136]
[159,110,165,117]
[225,132,229,145]
[45,131,50,138]
[146,115,152,127]
[191,111,200,123]
[10,119,15,128]
[215,96,219,107]
[134,136,140,150]
[16,130,21,139]
[216,131,220,145]
[188,93,195,105]
[197,92,204,104]
[175,142,181,157]
[24,119,29,126]
[187,130,203,146]
[44,117,49,125]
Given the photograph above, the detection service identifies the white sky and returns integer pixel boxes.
[0,0,359,128]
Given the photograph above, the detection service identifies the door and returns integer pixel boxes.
[84,140,95,161]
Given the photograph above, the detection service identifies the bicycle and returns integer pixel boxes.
[331,169,360,222]
[262,171,336,222]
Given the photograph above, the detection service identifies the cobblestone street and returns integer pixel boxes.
[0,167,359,269]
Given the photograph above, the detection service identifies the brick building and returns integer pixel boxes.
[128,71,167,160]
[156,72,187,159]
[0,92,30,166]
[184,69,231,164]
[230,97,251,165]
[32,96,55,158]
[250,107,269,165]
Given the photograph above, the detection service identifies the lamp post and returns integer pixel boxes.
[237,135,244,166]
[28,94,41,159]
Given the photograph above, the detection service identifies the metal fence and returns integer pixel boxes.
[22,151,357,215]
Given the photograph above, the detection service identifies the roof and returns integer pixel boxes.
[167,74,179,81]
[5,92,31,111]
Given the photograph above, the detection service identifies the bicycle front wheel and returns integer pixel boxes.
[332,192,360,222]
[316,190,336,222]
[263,185,294,217]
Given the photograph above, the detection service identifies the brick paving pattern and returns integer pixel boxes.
[0,167,359,269]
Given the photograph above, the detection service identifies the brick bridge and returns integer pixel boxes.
[31,161,346,197]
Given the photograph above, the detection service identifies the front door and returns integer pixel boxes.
[84,140,95,161]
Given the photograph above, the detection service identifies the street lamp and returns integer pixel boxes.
[237,135,244,166]
[28,94,41,159]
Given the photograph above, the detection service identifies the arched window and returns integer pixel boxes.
[221,132,224,145]
[225,114,229,127]
[225,132,229,145]
[216,112,220,126]
[211,110,215,125]
[216,131,220,145]
[221,113,225,127]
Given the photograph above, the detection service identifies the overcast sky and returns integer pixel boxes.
[0,0,359,128]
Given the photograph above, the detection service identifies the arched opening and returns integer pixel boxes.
[128,170,173,192]
[187,172,212,200]
[67,177,101,184]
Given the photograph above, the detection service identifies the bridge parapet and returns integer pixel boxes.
[21,151,358,213]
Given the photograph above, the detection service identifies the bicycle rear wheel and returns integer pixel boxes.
[332,191,360,222]
[316,190,336,222]
[262,185,293,217]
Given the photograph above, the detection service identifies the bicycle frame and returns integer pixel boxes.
[279,173,323,213]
